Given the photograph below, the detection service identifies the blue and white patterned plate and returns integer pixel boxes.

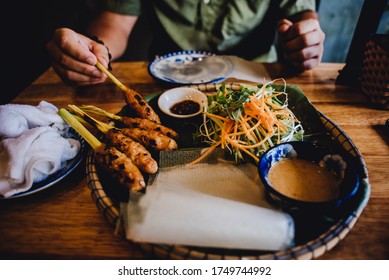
[148,51,234,84]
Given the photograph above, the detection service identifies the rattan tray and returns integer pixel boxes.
[360,34,389,109]
[86,83,370,260]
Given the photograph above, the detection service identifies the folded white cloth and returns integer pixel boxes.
[0,126,80,198]
[0,101,66,138]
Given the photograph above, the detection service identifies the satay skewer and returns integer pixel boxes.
[78,104,178,139]
[95,61,161,124]
[58,108,146,191]
[68,105,158,174]
[69,104,178,152]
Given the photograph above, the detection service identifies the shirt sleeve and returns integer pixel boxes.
[100,0,141,16]
[279,0,316,17]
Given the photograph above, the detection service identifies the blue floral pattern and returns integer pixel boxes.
[260,143,297,178]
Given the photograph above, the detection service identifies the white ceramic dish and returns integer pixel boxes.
[158,87,208,118]
[148,51,234,84]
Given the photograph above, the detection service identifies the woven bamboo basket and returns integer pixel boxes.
[86,83,370,260]
[360,35,389,109]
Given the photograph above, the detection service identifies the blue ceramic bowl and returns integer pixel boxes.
[258,141,360,212]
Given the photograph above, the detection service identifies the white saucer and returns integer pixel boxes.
[158,87,208,118]
[148,51,234,84]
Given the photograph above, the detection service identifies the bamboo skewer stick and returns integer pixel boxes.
[67,105,112,134]
[58,108,101,150]
[95,60,161,124]
[95,61,127,92]
[78,104,121,121]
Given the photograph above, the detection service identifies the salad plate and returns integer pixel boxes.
[1,130,86,199]
[86,83,370,259]
[148,51,234,84]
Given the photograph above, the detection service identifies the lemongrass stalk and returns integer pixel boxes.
[78,104,121,121]
[72,114,93,129]
[68,105,114,134]
[95,61,127,92]
[58,108,101,150]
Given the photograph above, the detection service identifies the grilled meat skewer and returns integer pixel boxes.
[95,144,146,191]
[122,87,161,124]
[95,61,161,124]
[106,129,158,174]
[68,105,159,174]
[58,108,146,191]
[121,127,178,151]
[119,117,178,139]
[79,104,178,139]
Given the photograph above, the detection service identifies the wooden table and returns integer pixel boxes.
[1,62,388,260]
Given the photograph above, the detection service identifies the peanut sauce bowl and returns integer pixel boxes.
[258,141,360,215]
[158,87,208,118]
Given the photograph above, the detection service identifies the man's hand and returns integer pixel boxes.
[46,28,110,87]
[278,18,325,70]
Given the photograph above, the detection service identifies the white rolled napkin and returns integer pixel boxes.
[0,126,80,198]
[122,161,295,251]
[0,101,66,138]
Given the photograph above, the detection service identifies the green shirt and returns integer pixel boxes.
[100,0,316,61]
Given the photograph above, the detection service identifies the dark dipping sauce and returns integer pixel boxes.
[169,100,200,115]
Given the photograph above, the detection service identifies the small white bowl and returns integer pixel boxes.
[158,87,208,118]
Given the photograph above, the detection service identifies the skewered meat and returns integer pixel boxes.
[95,61,161,124]
[106,129,158,174]
[95,144,146,191]
[122,128,178,151]
[122,88,161,124]
[117,117,178,139]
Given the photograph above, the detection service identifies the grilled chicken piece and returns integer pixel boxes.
[94,61,161,124]
[122,87,161,124]
[106,129,158,174]
[95,144,146,191]
[117,117,178,139]
[121,128,178,151]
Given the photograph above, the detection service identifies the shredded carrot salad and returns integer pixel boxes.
[191,80,304,164]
